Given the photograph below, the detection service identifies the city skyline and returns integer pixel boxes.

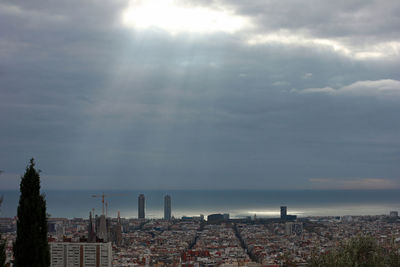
[1,0,400,191]
[2,189,400,219]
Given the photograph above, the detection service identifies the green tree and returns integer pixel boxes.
[0,231,5,267]
[309,235,400,267]
[0,195,6,267]
[13,159,50,267]
[0,237,5,267]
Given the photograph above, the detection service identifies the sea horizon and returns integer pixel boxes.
[1,189,400,219]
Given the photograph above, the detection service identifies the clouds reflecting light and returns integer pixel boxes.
[1,0,400,190]
[121,0,250,34]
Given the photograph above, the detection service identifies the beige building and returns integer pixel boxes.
[50,242,112,267]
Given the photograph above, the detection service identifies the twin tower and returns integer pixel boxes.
[138,194,171,220]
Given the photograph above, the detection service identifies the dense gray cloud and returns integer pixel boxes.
[0,0,399,190]
[231,0,400,36]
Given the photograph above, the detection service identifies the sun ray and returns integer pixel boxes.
[121,0,249,35]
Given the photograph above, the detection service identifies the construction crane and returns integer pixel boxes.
[91,192,128,216]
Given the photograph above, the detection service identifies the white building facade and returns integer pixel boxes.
[50,242,112,267]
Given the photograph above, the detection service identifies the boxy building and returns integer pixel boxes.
[50,242,112,267]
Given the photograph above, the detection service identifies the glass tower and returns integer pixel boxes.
[164,195,171,220]
[138,194,145,219]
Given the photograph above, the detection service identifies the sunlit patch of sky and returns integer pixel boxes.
[120,0,400,60]
[121,0,250,34]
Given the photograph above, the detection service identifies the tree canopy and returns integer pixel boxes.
[13,158,50,267]
[0,199,5,267]
[309,235,400,267]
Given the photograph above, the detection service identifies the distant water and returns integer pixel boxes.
[1,190,400,219]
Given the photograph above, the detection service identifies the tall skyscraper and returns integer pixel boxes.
[280,206,287,220]
[138,194,145,219]
[164,195,171,220]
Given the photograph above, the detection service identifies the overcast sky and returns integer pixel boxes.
[1,0,399,190]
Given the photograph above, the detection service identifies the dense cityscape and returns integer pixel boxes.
[2,0,400,266]
[1,193,400,266]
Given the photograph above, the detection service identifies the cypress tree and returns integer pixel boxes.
[0,196,5,267]
[0,236,5,267]
[0,230,5,267]
[14,158,50,267]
